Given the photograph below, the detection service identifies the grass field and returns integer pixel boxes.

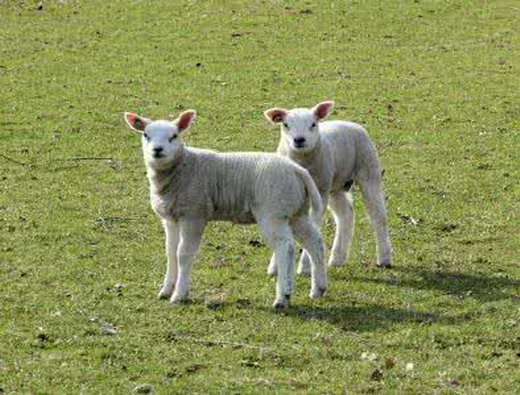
[1,0,519,393]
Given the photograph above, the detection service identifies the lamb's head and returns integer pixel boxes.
[264,101,334,154]
[124,110,196,169]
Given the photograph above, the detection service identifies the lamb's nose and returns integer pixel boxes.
[294,137,306,146]
[153,147,163,154]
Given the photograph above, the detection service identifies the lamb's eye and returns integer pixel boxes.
[169,135,177,142]
[143,133,150,141]
[311,122,317,128]
[283,123,289,129]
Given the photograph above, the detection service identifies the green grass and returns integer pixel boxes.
[1,0,519,393]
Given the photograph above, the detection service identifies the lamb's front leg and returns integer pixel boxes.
[170,218,206,303]
[298,193,328,276]
[328,191,355,267]
[158,219,180,299]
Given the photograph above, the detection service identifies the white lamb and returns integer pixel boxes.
[123,109,327,309]
[264,101,392,274]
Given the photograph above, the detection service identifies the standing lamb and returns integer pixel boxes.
[123,109,327,309]
[264,101,392,274]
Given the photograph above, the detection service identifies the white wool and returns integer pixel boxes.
[265,102,393,271]
[148,149,320,225]
[123,110,326,308]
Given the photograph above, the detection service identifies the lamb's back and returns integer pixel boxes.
[320,121,380,190]
[178,149,306,222]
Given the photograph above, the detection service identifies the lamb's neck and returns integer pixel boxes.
[287,137,323,167]
[147,150,185,197]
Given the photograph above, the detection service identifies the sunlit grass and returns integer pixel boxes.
[1,0,518,392]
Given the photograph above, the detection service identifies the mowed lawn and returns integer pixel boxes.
[1,0,519,393]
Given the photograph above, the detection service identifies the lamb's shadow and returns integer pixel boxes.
[259,302,465,332]
[351,266,519,302]
[302,304,447,332]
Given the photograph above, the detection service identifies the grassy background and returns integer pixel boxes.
[1,0,519,393]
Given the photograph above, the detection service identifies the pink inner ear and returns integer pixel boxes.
[268,109,287,123]
[315,102,333,120]
[126,113,137,126]
[178,111,194,130]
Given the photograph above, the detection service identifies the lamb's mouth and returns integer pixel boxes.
[152,153,166,159]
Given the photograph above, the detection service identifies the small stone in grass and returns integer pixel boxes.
[114,283,125,296]
[36,333,50,344]
[361,352,377,361]
[185,363,206,373]
[101,322,118,336]
[133,384,154,393]
[445,379,460,387]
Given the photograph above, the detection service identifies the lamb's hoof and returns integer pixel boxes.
[297,265,312,277]
[273,296,290,310]
[328,257,346,267]
[158,285,174,299]
[310,287,327,299]
[267,265,277,276]
[377,260,392,268]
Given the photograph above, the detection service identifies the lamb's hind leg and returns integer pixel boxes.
[328,191,355,267]
[170,218,206,303]
[297,194,328,276]
[159,219,180,299]
[258,216,296,309]
[291,215,327,299]
[359,179,392,267]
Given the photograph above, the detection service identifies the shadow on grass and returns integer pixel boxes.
[178,294,468,332]
[352,266,519,302]
[192,296,464,332]
[279,303,464,332]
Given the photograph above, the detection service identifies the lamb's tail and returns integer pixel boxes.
[295,165,322,224]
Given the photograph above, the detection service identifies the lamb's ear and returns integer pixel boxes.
[264,108,288,124]
[175,110,197,132]
[124,112,151,133]
[313,101,334,120]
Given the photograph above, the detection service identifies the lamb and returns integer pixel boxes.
[264,101,392,274]
[123,109,327,309]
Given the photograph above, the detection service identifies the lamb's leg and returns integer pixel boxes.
[159,219,180,299]
[328,191,355,267]
[298,194,328,276]
[291,215,327,299]
[258,216,296,309]
[267,253,277,276]
[359,180,392,267]
[170,218,206,303]
[297,251,312,276]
